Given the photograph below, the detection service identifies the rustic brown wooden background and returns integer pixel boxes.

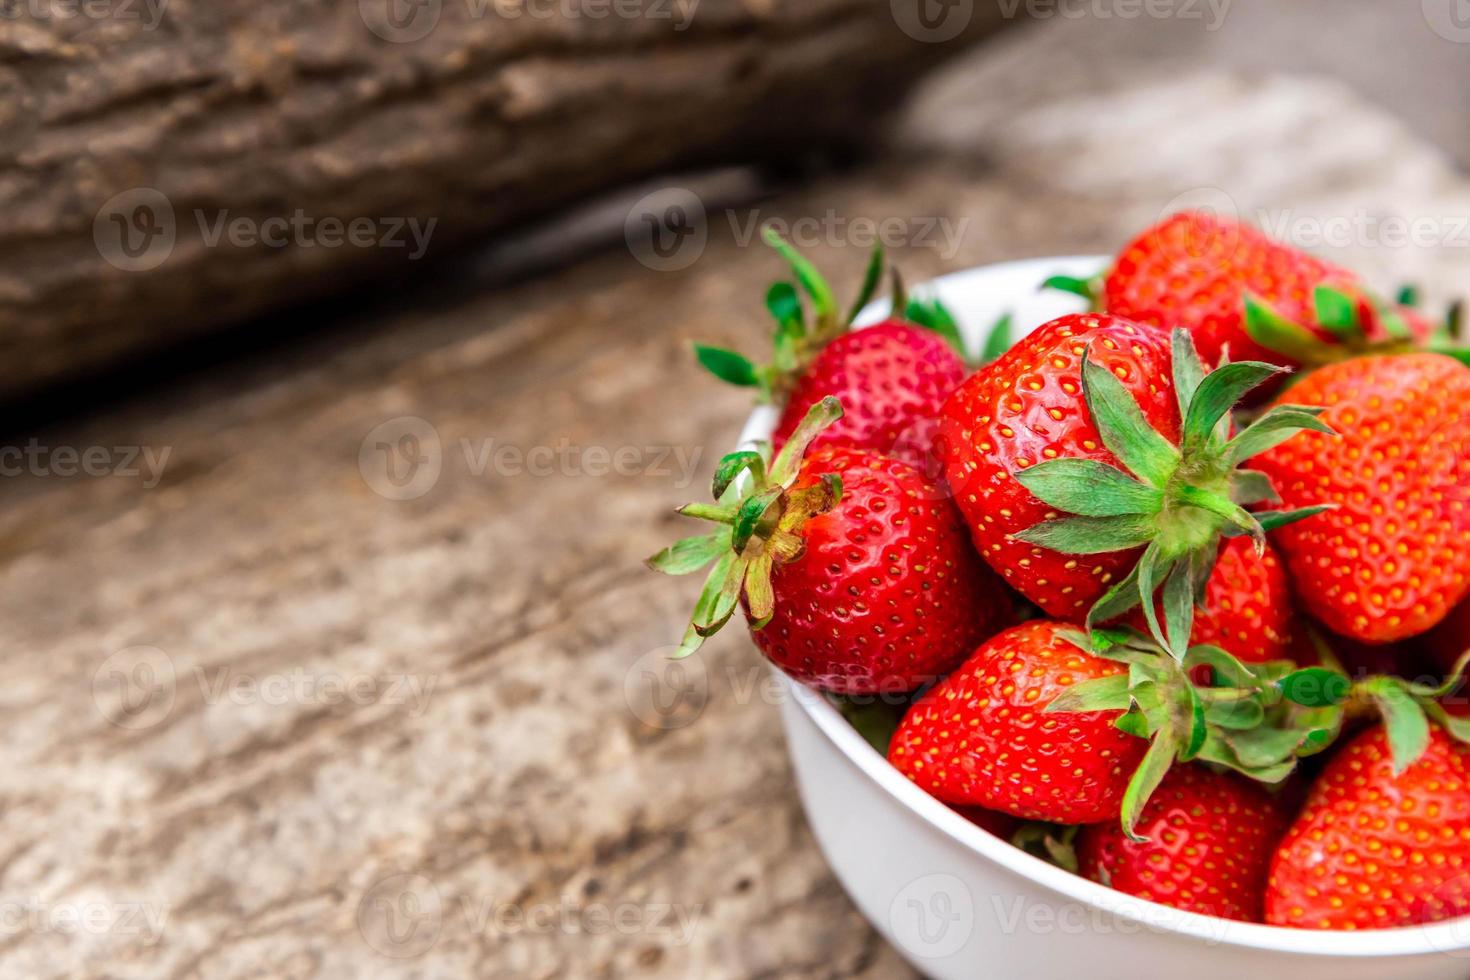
[6,2,1470,977]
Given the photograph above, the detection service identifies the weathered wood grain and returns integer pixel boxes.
[4,14,1470,979]
[0,0,1010,398]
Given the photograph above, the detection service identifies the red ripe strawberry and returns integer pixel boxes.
[649,398,1008,694]
[1057,211,1434,372]
[695,231,971,473]
[751,446,1007,691]
[1252,353,1470,643]
[941,313,1175,619]
[1127,536,1292,666]
[939,312,1325,656]
[773,320,967,472]
[1266,725,1470,930]
[1078,765,1290,922]
[888,621,1146,823]
[1102,211,1361,369]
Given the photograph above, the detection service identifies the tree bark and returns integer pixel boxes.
[0,0,1010,397]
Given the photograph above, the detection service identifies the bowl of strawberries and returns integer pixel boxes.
[649,213,1470,980]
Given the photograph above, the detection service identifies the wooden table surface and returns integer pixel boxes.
[7,8,1470,978]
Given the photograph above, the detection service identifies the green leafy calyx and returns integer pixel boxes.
[694,233,987,400]
[1245,284,1470,366]
[1014,328,1332,658]
[1279,648,1470,775]
[1048,628,1330,841]
[645,397,845,658]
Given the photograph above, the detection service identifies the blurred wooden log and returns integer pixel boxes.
[0,0,1011,397]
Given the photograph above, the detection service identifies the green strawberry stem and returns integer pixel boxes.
[1042,273,1105,310]
[1011,823,1081,873]
[1246,284,1470,366]
[646,397,845,657]
[1274,649,1470,775]
[1013,327,1332,658]
[1047,628,1328,841]
[693,234,978,400]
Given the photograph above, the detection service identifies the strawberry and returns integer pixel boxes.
[1077,765,1290,922]
[1051,211,1434,372]
[1127,536,1292,667]
[939,312,1327,656]
[953,805,1020,839]
[888,620,1317,832]
[694,232,971,473]
[1266,725,1470,930]
[888,621,1147,823]
[648,398,1008,694]
[772,320,967,473]
[1251,353,1470,643]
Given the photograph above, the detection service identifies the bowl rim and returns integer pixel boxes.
[744,254,1470,960]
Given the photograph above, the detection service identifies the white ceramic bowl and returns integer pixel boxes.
[737,256,1470,980]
